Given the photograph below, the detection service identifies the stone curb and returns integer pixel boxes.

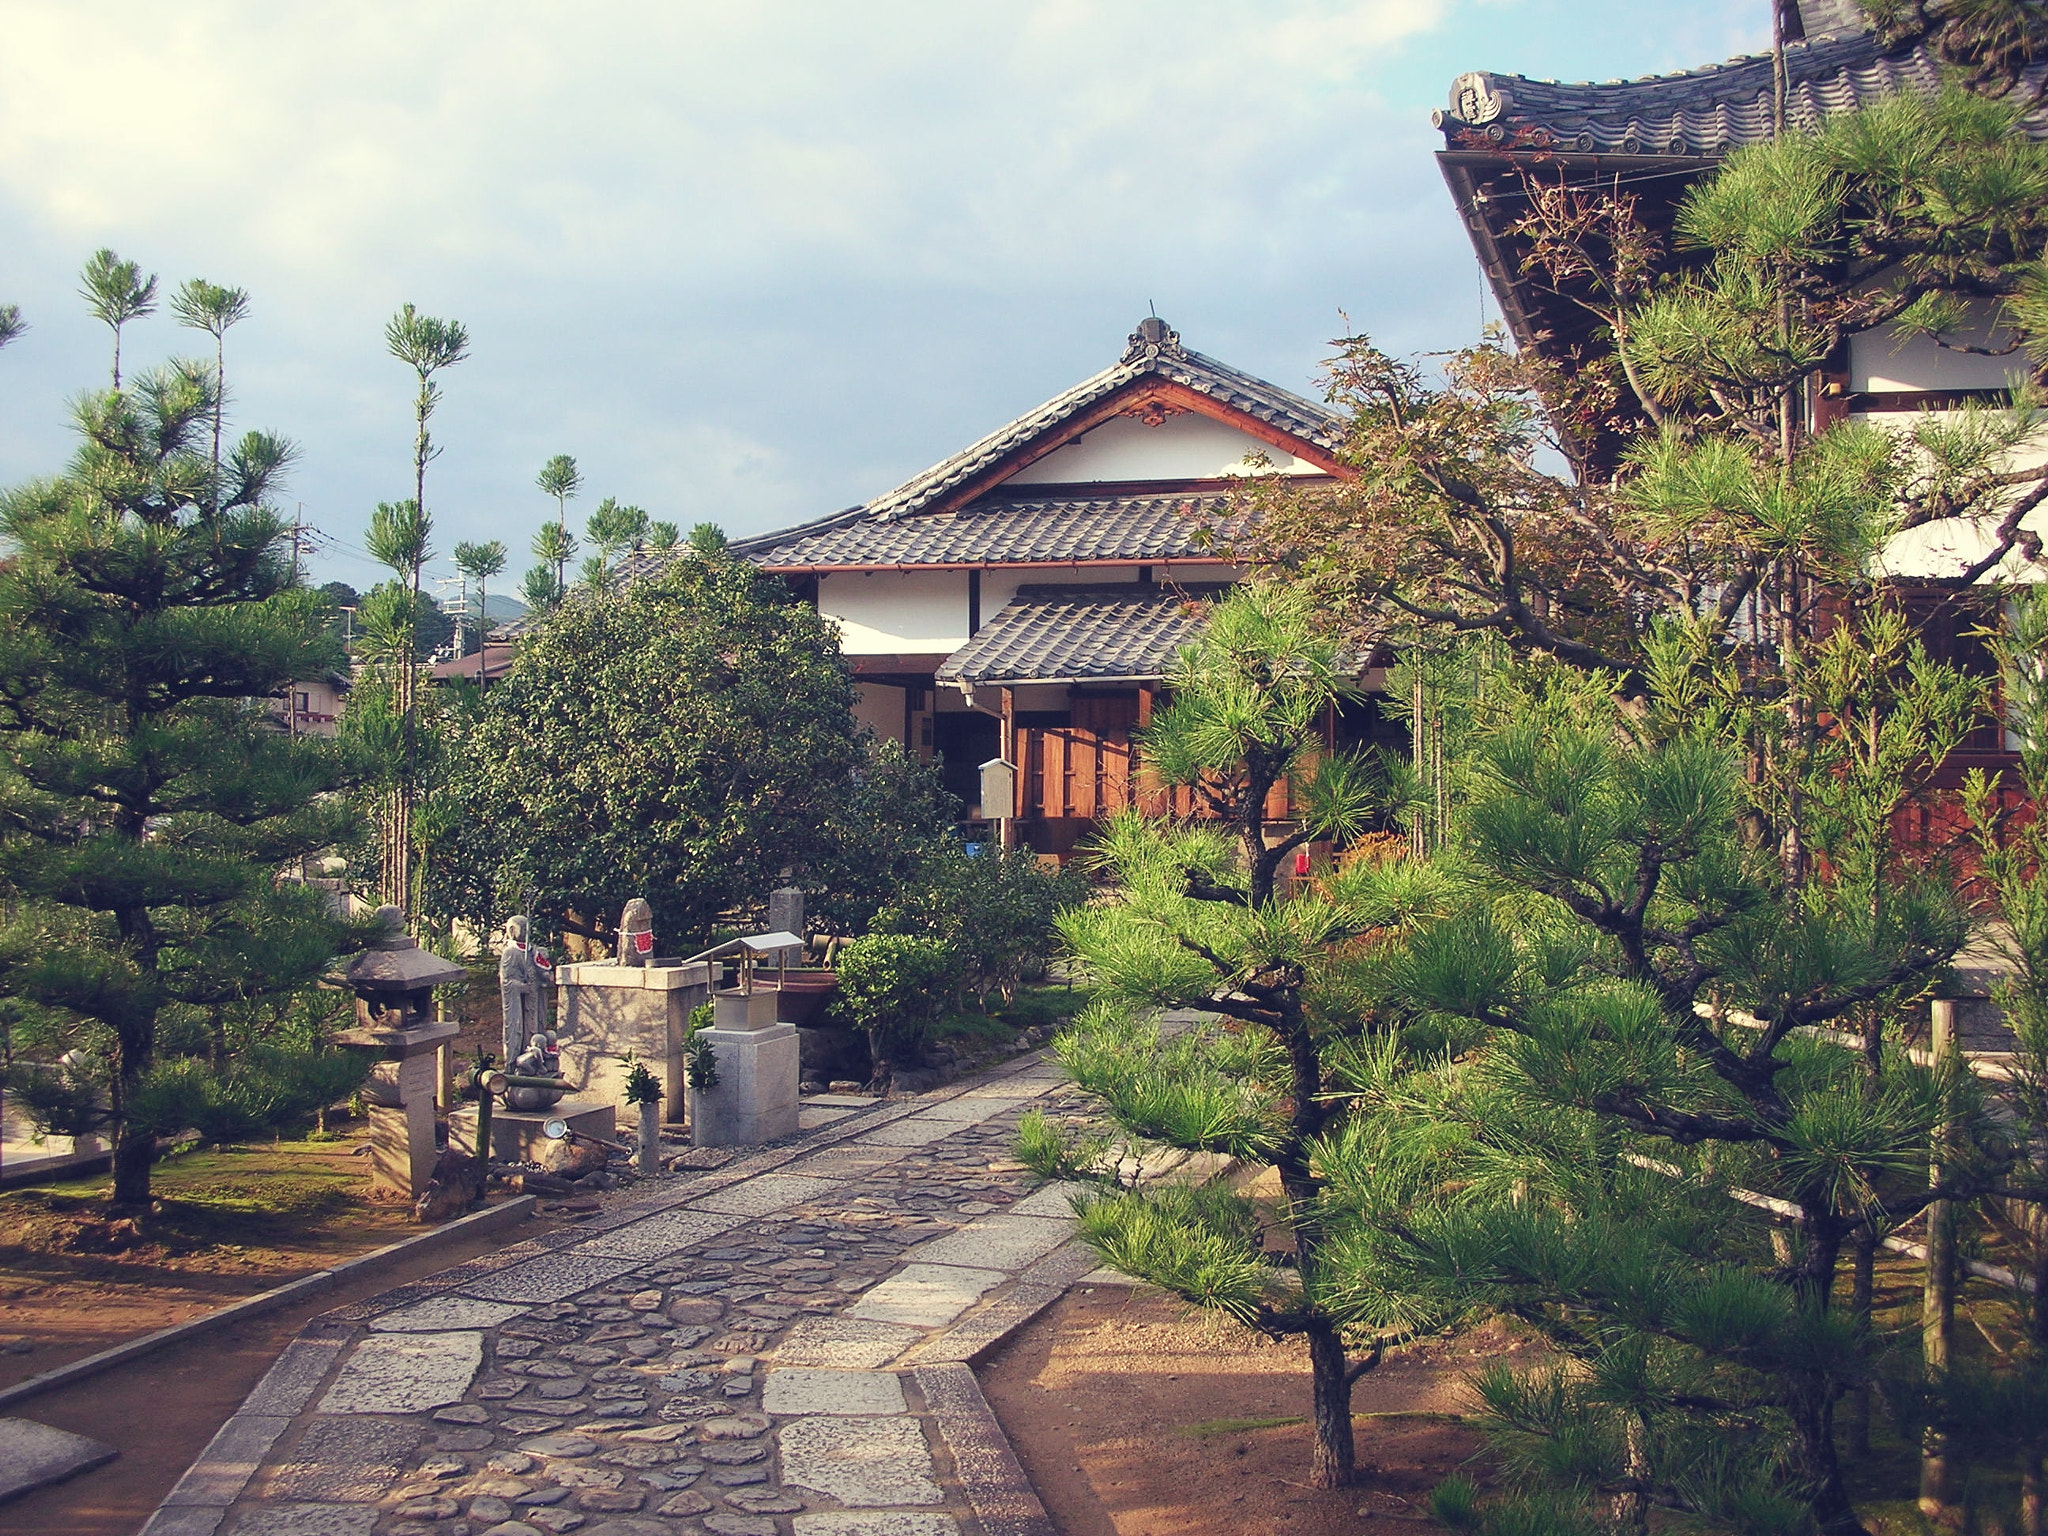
[0,1195,536,1413]
[914,1362,1057,1536]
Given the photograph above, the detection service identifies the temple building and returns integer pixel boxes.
[703,315,1375,852]
[1433,0,2046,796]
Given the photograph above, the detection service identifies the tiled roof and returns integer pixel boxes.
[723,317,1338,570]
[734,491,1235,570]
[936,584,1223,687]
[1436,24,2048,158]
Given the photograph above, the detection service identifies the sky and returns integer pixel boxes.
[0,0,1770,596]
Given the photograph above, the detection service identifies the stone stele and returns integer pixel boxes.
[0,1416,117,1503]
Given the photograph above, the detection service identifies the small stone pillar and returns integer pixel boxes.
[336,907,465,1200]
[680,932,804,1147]
[767,886,805,940]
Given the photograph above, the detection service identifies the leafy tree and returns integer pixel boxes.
[171,279,251,511]
[441,556,867,949]
[78,248,157,388]
[803,737,961,936]
[0,317,362,1205]
[1029,583,1435,1490]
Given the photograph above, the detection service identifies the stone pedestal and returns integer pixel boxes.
[338,1019,459,1200]
[687,1022,799,1146]
[448,1099,617,1164]
[554,961,712,1112]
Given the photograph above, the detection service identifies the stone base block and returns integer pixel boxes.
[688,1023,799,1146]
[448,1100,617,1164]
[712,988,778,1030]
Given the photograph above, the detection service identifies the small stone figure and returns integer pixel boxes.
[616,897,655,968]
[499,915,549,1063]
[506,1033,565,1111]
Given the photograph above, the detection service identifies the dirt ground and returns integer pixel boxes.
[981,1285,1531,1536]
[0,1140,437,1390]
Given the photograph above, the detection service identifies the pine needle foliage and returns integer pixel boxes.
[0,298,365,1205]
[1036,583,1450,1491]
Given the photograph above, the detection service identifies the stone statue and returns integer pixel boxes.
[616,897,655,968]
[499,915,548,1062]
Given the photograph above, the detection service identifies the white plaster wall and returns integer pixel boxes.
[852,681,905,742]
[1865,412,2048,583]
[1851,304,2028,393]
[818,570,970,653]
[1005,413,1322,484]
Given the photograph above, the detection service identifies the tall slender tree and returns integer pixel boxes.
[363,500,432,909]
[78,249,157,389]
[380,306,468,917]
[584,496,649,583]
[171,280,252,514]
[535,455,581,591]
[454,538,508,680]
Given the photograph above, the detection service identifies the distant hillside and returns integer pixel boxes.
[483,594,527,620]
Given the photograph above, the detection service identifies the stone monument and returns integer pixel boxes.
[336,906,463,1199]
[498,914,549,1063]
[616,897,656,968]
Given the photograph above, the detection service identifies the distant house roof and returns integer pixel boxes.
[723,317,1342,572]
[936,584,1224,687]
[430,643,516,684]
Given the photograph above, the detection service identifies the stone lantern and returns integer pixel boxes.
[335,905,464,1198]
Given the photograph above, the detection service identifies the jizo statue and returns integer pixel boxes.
[499,914,550,1062]
[616,897,655,968]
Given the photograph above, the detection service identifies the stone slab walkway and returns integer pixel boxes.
[141,1048,1106,1536]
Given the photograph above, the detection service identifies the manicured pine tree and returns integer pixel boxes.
[1023,582,1446,1489]
[0,289,361,1206]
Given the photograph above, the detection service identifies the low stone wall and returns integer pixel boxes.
[553,960,712,1111]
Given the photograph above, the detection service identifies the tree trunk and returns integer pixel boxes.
[1841,1227,1877,1456]
[1305,1319,1357,1490]
[111,1121,154,1206]
[2025,1447,2045,1536]
[1923,999,1960,1528]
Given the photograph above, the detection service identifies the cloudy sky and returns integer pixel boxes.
[0,0,1767,594]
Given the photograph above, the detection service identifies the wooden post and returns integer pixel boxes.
[1921,997,1960,1526]
[999,687,1018,850]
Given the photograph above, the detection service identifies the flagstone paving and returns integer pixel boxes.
[142,1043,1129,1536]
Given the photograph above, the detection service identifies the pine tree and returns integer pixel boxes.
[1363,664,2003,1536]
[78,248,157,389]
[453,538,508,677]
[0,306,360,1206]
[1025,583,1444,1489]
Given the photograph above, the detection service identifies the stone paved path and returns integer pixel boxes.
[142,1047,1109,1536]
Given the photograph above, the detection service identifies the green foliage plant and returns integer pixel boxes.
[0,273,365,1204]
[872,843,1086,1009]
[620,1050,663,1105]
[1039,582,1449,1491]
[1367,670,2004,1536]
[836,932,954,1087]
[682,1002,719,1092]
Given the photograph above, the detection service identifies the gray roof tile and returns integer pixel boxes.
[1437,27,2047,157]
[936,584,1223,686]
[737,491,1235,569]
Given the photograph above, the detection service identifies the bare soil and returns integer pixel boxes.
[2,1210,554,1536]
[980,1285,1533,1536]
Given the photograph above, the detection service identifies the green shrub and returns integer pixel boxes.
[871,845,1086,1007]
[835,933,954,1084]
